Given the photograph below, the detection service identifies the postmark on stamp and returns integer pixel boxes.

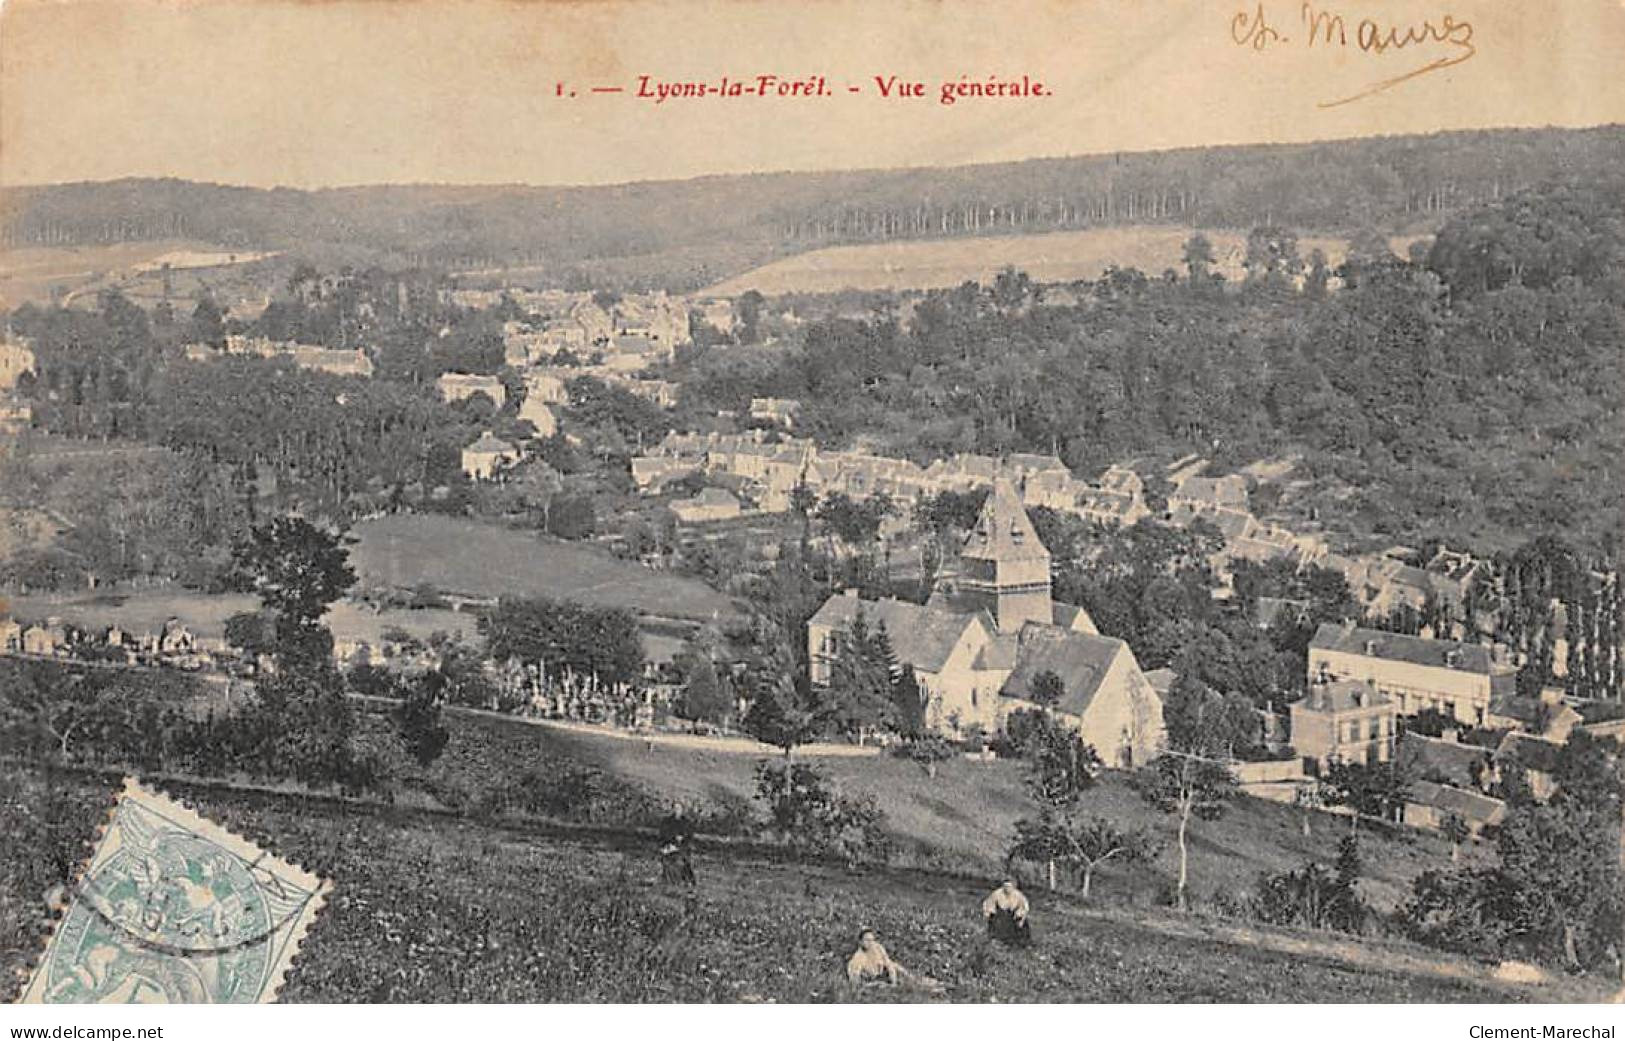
[18,779,329,1004]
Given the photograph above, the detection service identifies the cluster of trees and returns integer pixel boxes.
[0,441,253,592]
[1482,537,1624,702]
[1358,534,1625,702]
[736,608,928,754]
[1038,511,1363,737]
[1,278,616,590]
[0,517,441,793]
[1249,836,1370,935]
[1398,730,1623,972]
[1006,706,1157,896]
[563,375,671,458]
[217,517,391,790]
[477,595,646,691]
[752,760,890,868]
[1001,681,1249,912]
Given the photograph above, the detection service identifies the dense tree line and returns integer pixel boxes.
[5,128,1621,289]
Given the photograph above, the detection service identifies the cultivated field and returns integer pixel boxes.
[349,514,741,624]
[0,239,276,309]
[704,227,1426,296]
[0,762,1570,1003]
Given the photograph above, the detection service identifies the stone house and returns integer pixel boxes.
[1288,679,1396,774]
[670,487,743,525]
[461,431,520,480]
[438,372,508,410]
[1404,781,1506,837]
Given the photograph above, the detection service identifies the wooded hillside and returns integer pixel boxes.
[4,126,1621,290]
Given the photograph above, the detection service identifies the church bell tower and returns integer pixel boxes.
[957,479,1052,633]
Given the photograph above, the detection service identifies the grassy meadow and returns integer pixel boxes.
[0,762,1573,1004]
[348,514,741,624]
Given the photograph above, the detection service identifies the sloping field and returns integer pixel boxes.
[2,763,1579,1003]
[529,720,1473,911]
[349,514,741,624]
[705,227,1426,296]
[0,239,255,308]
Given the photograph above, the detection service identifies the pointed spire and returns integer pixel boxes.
[962,479,1049,563]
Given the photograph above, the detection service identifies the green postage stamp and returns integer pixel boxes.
[18,779,329,1004]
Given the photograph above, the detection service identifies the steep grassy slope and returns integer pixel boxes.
[0,765,1583,1003]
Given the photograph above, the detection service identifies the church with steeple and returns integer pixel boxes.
[927,478,1098,636]
[807,479,1166,767]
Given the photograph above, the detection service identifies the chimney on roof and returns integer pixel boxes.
[1363,638,1378,656]
[1444,649,1463,669]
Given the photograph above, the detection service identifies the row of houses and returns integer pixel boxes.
[630,429,1155,528]
[1164,472,1329,575]
[495,292,692,371]
[183,335,375,378]
[1163,468,1508,636]
[1,614,223,670]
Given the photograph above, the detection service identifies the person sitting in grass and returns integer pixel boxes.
[845,928,945,994]
[982,878,1031,947]
[657,800,696,886]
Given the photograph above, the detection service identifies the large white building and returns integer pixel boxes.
[1307,623,1504,726]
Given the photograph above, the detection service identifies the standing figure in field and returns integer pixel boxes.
[982,878,1032,947]
[657,800,696,887]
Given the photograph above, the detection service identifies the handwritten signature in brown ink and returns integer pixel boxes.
[1231,2,1477,107]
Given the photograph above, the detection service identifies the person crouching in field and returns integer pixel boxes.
[657,800,696,886]
[982,878,1031,947]
[846,928,946,994]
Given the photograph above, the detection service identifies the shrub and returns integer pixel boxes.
[1396,867,1507,961]
[753,760,889,867]
[394,673,451,768]
[1253,836,1370,934]
[888,734,956,777]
